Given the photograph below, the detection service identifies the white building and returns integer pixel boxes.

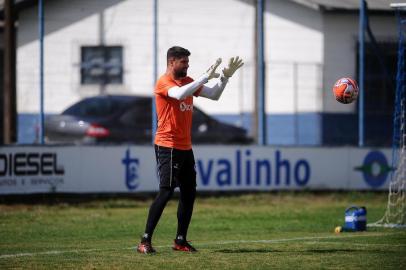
[11,0,398,145]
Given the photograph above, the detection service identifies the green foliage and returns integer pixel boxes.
[0,192,405,269]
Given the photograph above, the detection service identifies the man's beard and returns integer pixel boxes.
[174,69,187,78]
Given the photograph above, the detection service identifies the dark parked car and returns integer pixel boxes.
[45,95,252,144]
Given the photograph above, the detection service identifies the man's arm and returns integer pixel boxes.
[199,56,244,101]
[168,58,222,100]
[198,76,229,100]
[167,74,209,100]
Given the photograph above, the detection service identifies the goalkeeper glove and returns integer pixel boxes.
[222,56,244,78]
[206,58,222,80]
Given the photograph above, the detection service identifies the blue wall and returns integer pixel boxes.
[214,113,321,145]
[18,114,40,144]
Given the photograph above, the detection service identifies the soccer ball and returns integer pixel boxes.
[332,77,359,104]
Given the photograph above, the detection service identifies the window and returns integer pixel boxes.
[80,46,123,85]
[62,97,130,118]
[355,41,398,146]
[120,100,152,128]
[357,41,397,114]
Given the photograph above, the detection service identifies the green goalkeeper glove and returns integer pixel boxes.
[206,58,222,80]
[222,56,244,78]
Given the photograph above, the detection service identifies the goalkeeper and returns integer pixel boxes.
[137,46,243,254]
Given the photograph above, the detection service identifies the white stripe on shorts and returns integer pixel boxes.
[170,148,173,187]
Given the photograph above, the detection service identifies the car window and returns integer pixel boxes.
[63,98,129,117]
[193,108,210,124]
[120,101,152,127]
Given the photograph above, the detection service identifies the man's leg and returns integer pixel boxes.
[143,187,174,241]
[173,150,197,252]
[176,183,196,240]
[138,145,176,254]
[137,187,174,254]
[173,181,197,252]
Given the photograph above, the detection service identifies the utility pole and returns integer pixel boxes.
[3,0,17,144]
[254,0,266,145]
[358,0,366,147]
[152,0,158,144]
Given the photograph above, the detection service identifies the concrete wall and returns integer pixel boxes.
[15,0,398,145]
[323,13,397,113]
[17,0,326,113]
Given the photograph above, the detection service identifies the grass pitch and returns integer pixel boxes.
[1,192,405,269]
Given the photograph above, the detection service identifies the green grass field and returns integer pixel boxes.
[1,192,405,269]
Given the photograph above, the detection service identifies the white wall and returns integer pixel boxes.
[16,0,324,117]
[16,0,398,118]
[265,0,323,113]
[157,0,255,115]
[323,13,397,113]
[17,0,152,114]
[16,0,255,115]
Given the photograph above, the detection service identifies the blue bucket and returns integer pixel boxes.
[344,206,367,231]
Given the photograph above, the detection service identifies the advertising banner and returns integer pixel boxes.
[0,146,393,194]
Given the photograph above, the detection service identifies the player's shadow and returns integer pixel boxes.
[216,248,374,254]
[303,248,359,253]
[304,248,397,254]
[217,248,279,253]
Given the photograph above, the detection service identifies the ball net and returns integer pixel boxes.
[369,3,406,228]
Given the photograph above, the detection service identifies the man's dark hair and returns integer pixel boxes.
[167,46,190,62]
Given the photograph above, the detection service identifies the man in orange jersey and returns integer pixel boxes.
[137,46,243,254]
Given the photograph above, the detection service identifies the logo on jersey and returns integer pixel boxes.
[122,148,140,190]
[180,102,193,112]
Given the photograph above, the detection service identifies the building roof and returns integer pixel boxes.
[0,0,402,17]
[0,0,37,20]
[1,0,402,10]
[0,0,37,12]
[290,0,401,11]
[0,0,36,9]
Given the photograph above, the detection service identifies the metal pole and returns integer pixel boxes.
[3,0,16,144]
[152,0,158,144]
[293,62,298,144]
[98,11,106,95]
[257,0,266,145]
[39,0,45,144]
[358,0,365,147]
